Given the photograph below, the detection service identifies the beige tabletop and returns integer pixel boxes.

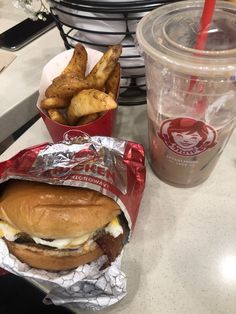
[0,0,64,143]
[0,104,236,314]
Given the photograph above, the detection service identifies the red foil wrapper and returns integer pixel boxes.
[0,135,146,276]
[0,268,8,276]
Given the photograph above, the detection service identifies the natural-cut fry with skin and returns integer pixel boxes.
[105,63,121,100]
[41,97,70,109]
[68,89,117,125]
[47,109,68,125]
[77,113,101,125]
[45,78,92,98]
[61,43,87,78]
[52,72,81,86]
[85,44,122,90]
[42,44,121,126]
[45,43,88,98]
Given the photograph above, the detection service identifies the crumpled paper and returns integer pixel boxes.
[0,239,126,310]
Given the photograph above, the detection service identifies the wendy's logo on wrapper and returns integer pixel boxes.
[159,117,217,156]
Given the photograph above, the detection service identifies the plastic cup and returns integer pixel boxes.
[137,0,236,187]
[36,48,117,143]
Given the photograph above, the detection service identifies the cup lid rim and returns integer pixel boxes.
[136,0,236,77]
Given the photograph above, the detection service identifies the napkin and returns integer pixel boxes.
[0,52,16,72]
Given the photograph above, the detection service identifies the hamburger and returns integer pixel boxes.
[0,180,127,271]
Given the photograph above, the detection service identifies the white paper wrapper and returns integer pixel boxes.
[0,240,126,310]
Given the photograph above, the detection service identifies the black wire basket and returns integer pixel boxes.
[49,0,183,105]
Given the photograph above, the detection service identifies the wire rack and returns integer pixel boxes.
[49,0,182,105]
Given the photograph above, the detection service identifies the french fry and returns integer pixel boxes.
[61,43,87,79]
[85,44,122,90]
[47,109,68,125]
[41,97,70,109]
[67,89,117,125]
[52,72,81,86]
[77,113,101,125]
[45,77,92,98]
[45,43,88,98]
[105,63,121,100]
[43,44,121,126]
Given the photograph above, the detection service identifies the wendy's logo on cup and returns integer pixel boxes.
[159,117,217,156]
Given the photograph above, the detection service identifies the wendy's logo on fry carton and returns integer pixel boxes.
[159,117,217,156]
[63,130,90,142]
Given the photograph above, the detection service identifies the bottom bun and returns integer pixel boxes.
[5,240,103,271]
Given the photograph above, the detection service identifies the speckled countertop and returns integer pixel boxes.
[0,0,64,142]
[0,105,236,314]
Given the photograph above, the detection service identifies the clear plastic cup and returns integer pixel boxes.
[136,0,236,187]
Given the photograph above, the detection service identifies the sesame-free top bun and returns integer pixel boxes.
[0,180,121,239]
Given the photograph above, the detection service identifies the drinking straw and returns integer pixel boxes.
[196,0,216,51]
[187,0,216,96]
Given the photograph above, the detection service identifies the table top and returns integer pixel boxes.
[0,105,236,314]
[0,0,64,142]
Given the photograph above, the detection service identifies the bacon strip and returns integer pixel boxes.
[96,232,124,269]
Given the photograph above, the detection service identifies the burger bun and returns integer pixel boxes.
[5,239,103,271]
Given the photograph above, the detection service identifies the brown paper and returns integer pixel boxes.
[0,52,16,72]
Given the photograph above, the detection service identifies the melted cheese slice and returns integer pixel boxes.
[0,221,20,241]
[105,217,123,238]
[32,233,92,249]
[0,217,123,249]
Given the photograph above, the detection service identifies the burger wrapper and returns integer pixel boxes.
[0,135,146,310]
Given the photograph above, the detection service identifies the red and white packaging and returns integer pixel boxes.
[0,135,146,310]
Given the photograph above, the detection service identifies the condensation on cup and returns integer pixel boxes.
[137,0,236,187]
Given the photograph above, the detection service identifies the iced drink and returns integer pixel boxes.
[148,116,235,187]
[137,0,236,187]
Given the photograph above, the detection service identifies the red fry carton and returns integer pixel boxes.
[37,47,117,142]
